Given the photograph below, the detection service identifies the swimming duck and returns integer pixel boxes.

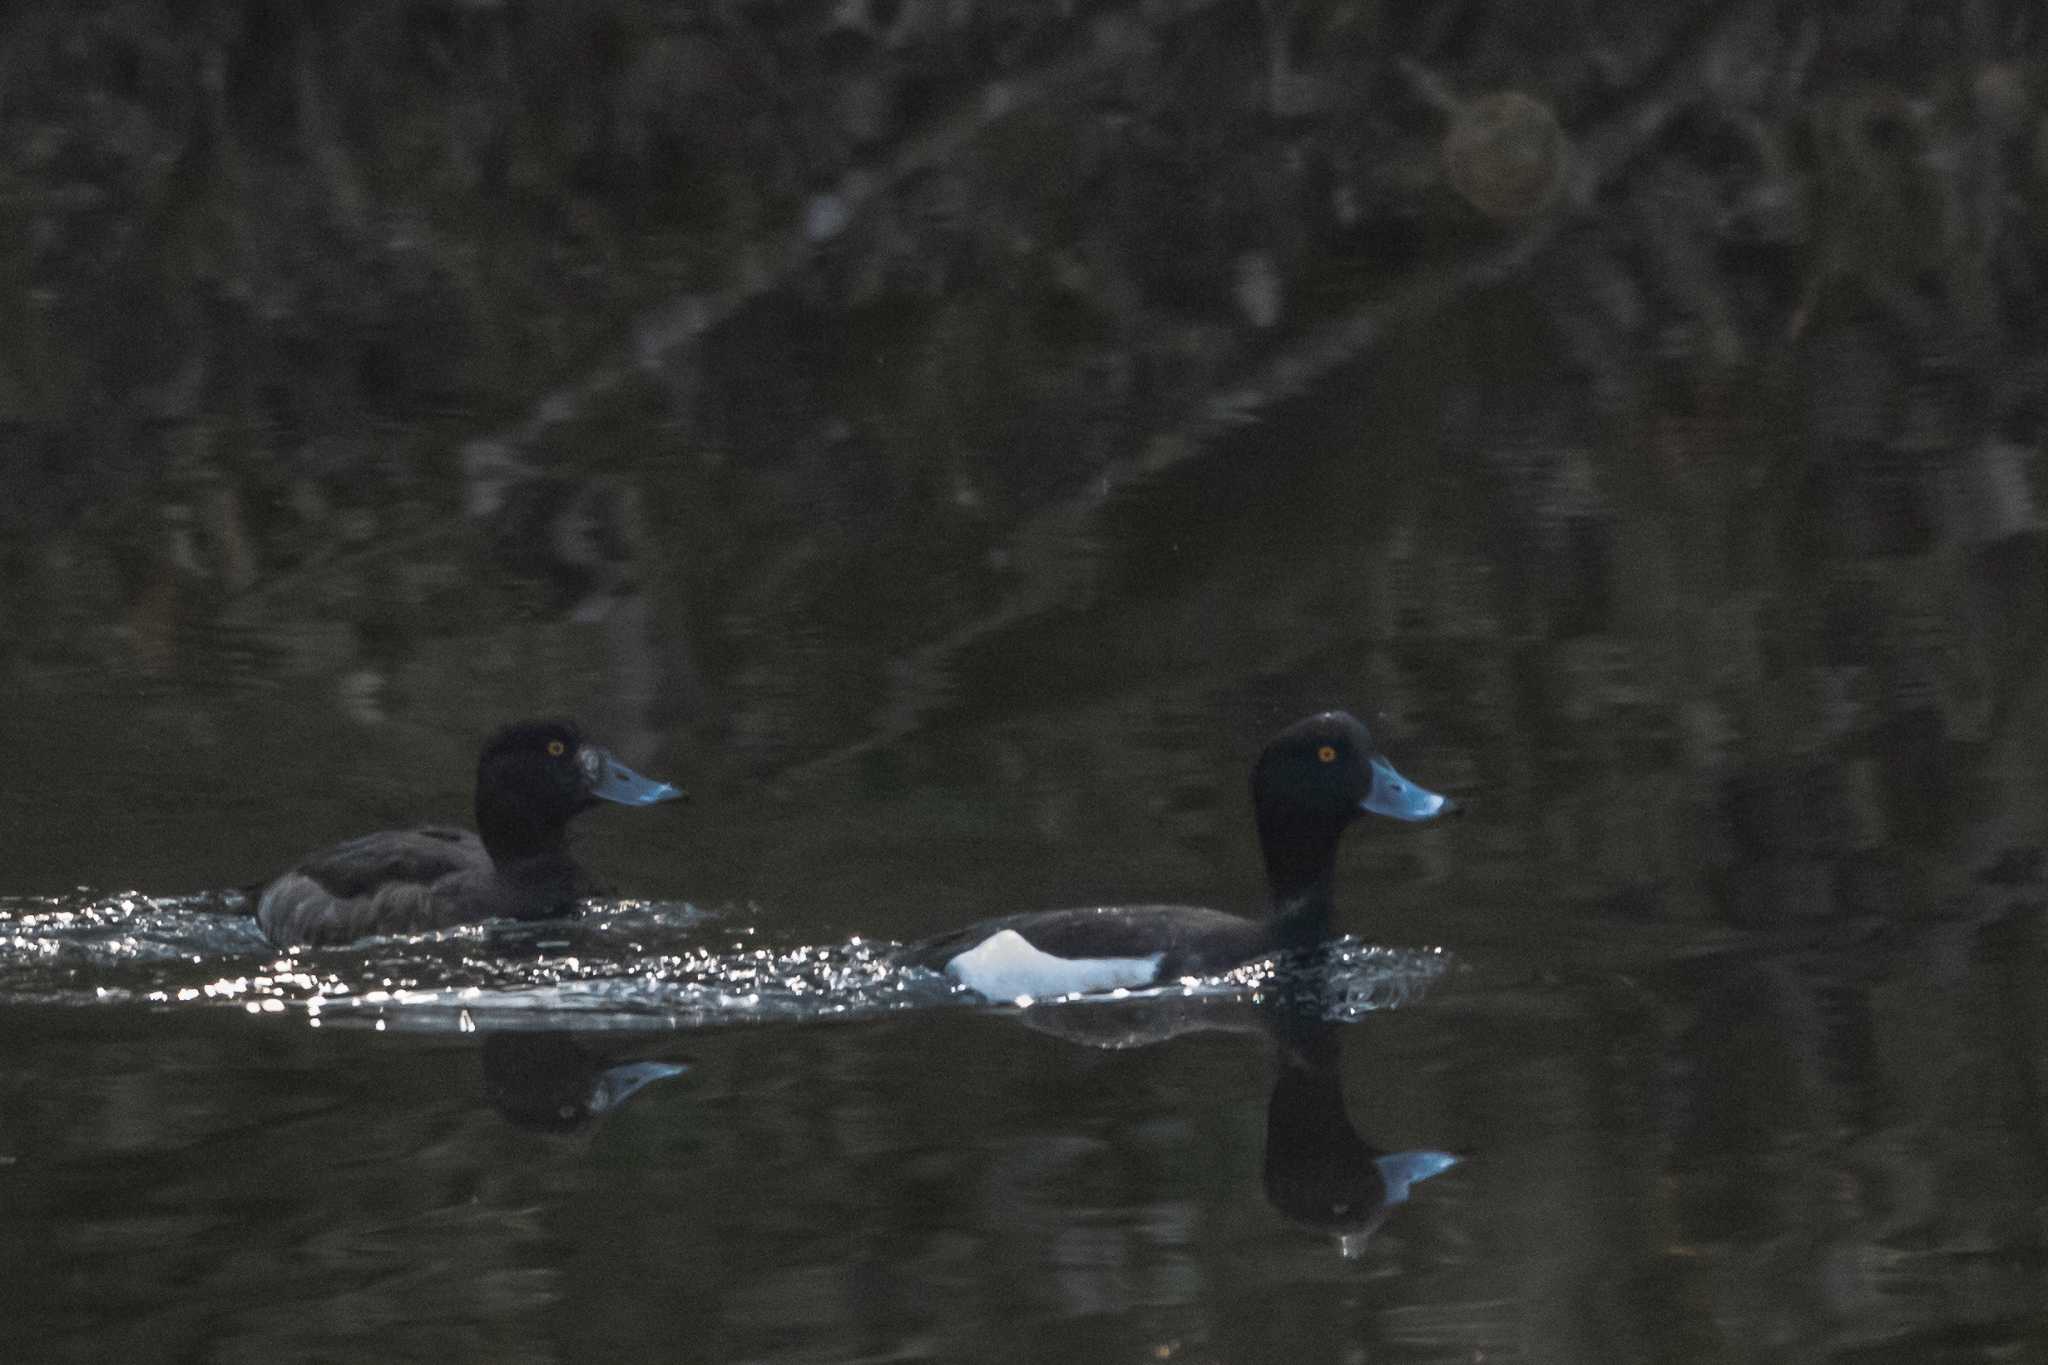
[900,711,1453,999]
[255,718,685,948]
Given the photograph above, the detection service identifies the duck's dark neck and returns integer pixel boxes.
[475,791,575,870]
[1258,807,1344,948]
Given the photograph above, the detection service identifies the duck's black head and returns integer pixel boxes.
[1250,711,1450,914]
[474,718,686,862]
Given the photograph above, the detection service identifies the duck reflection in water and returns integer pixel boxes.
[1262,1002,1460,1258]
[479,1031,688,1134]
[991,980,1462,1255]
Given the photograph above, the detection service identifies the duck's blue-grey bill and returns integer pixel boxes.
[586,748,688,806]
[1361,755,1449,821]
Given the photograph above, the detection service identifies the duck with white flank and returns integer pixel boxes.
[899,711,1453,1000]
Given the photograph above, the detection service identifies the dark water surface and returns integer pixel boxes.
[9,367,2048,1361]
[9,372,2048,1360]
[5,678,2048,1362]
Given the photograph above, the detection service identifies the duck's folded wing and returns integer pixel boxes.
[257,828,486,947]
[257,873,462,947]
[289,827,484,897]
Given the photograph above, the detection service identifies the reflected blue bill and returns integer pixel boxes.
[1374,1149,1461,1202]
[590,1060,689,1115]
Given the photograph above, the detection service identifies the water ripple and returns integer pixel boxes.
[0,890,1455,1033]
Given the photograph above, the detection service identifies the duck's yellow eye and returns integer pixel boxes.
[546,740,566,757]
[1317,745,1338,763]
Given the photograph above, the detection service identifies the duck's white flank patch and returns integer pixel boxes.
[945,929,1164,1001]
